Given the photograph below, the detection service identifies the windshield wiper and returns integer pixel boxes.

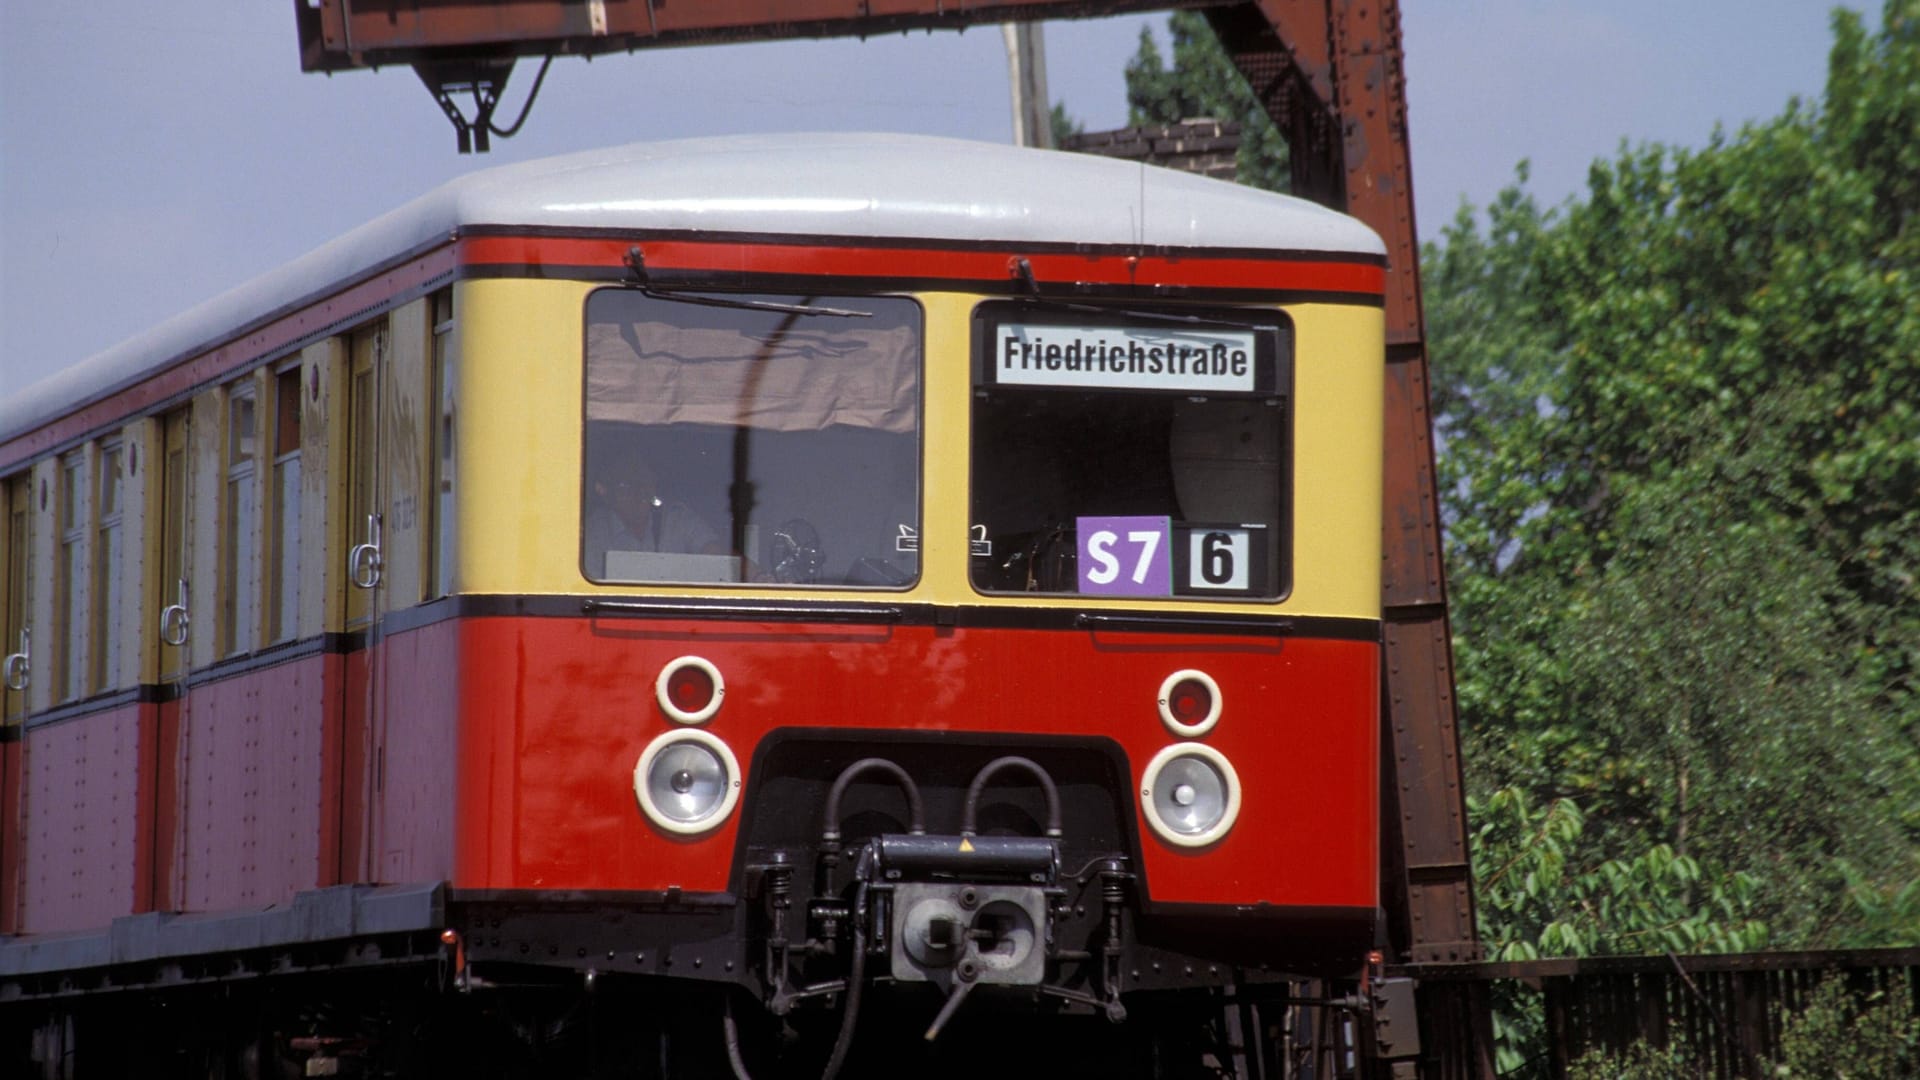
[623,247,872,318]
[1007,256,1278,332]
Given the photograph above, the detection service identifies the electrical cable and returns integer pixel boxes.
[487,55,553,139]
[819,882,869,1080]
[723,993,755,1080]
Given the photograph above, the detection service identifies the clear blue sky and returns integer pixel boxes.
[0,1,1867,400]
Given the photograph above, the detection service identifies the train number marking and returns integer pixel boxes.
[388,494,418,531]
[1186,529,1251,591]
[1077,516,1171,596]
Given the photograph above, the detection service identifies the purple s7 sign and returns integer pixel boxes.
[1077,516,1172,596]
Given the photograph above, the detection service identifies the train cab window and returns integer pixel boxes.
[968,303,1292,600]
[581,290,922,588]
[93,440,124,691]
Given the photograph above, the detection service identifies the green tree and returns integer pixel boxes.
[1471,786,1767,1073]
[1431,0,1920,963]
[1123,12,1289,192]
[1048,101,1082,144]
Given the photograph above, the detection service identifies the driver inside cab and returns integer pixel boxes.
[583,455,726,578]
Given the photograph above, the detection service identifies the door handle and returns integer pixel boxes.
[2,627,28,692]
[159,579,190,647]
[350,513,384,590]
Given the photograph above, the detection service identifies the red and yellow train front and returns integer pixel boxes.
[442,238,1384,993]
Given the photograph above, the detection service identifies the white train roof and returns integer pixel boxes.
[2,133,1385,447]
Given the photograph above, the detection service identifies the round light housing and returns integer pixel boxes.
[1140,742,1241,848]
[1157,669,1222,737]
[633,728,742,835]
[656,655,724,724]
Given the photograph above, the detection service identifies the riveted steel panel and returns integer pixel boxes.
[0,736,20,933]
[174,656,328,912]
[18,704,142,933]
[371,621,460,886]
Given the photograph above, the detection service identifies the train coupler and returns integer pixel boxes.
[775,753,1142,1038]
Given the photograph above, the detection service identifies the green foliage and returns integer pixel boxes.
[1838,859,1920,948]
[1773,974,1920,1077]
[1559,976,1920,1078]
[1123,13,1288,192]
[1472,786,1767,1074]
[1566,1041,1692,1080]
[1425,3,1920,1069]
[1472,787,1768,964]
[1436,0,1920,969]
[1048,101,1082,144]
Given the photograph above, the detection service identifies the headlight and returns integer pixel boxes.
[1140,742,1241,847]
[634,728,742,835]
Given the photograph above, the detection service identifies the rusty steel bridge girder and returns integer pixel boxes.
[291,0,1481,1010]
[295,0,1231,71]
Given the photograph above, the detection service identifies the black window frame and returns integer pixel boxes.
[579,286,928,592]
[967,299,1296,603]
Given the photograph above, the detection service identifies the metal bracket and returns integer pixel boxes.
[413,58,517,154]
[1368,975,1422,1061]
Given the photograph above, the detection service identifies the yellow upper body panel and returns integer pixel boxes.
[454,279,1382,621]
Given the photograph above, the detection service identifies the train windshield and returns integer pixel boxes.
[582,290,922,588]
[969,302,1292,600]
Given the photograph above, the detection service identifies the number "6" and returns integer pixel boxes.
[1200,532,1236,584]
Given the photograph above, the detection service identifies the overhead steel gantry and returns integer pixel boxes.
[295,0,1485,1067]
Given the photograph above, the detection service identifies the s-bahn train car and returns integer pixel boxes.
[0,134,1386,1077]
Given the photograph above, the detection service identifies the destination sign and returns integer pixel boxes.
[994,323,1259,393]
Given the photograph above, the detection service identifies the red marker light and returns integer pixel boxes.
[1157,669,1222,736]
[1169,679,1212,725]
[667,664,715,714]
[656,656,726,724]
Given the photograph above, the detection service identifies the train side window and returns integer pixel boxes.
[345,324,385,629]
[269,366,303,642]
[57,450,88,701]
[93,440,125,692]
[3,474,29,721]
[580,290,923,589]
[157,409,192,682]
[223,382,260,656]
[429,288,456,600]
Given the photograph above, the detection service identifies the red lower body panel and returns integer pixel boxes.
[329,624,460,890]
[171,662,333,910]
[453,615,1379,911]
[0,735,18,933]
[0,612,1368,950]
[2,618,460,941]
[17,704,143,934]
[366,624,459,886]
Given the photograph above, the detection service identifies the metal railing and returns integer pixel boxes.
[1402,947,1920,1079]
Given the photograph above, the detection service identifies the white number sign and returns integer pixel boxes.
[1186,529,1251,591]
